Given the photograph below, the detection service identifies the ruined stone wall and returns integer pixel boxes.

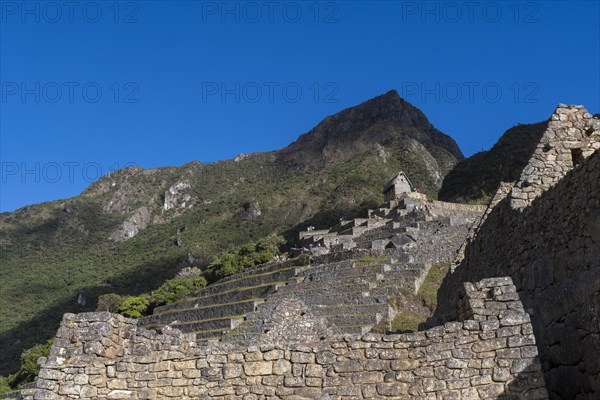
[511,105,599,208]
[22,278,547,400]
[430,201,486,214]
[432,150,600,399]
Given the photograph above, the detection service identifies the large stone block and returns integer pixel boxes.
[243,361,273,376]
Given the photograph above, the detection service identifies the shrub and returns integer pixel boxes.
[8,339,53,388]
[207,236,281,281]
[18,340,53,383]
[176,266,203,279]
[116,296,150,318]
[96,293,124,313]
[0,375,12,397]
[151,276,208,306]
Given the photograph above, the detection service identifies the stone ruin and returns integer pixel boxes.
[430,105,600,399]
[6,104,599,399]
[510,104,599,208]
[128,172,485,348]
[15,277,546,400]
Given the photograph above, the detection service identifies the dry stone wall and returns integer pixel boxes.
[510,105,599,208]
[21,277,547,400]
[432,149,600,399]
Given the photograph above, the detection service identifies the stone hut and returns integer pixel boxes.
[383,172,413,202]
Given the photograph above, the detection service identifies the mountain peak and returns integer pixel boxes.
[277,90,463,167]
[334,89,433,130]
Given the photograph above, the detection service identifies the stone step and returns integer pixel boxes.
[293,264,385,281]
[282,281,376,296]
[335,324,372,335]
[219,333,260,344]
[338,226,368,236]
[378,268,424,280]
[193,328,231,340]
[369,285,414,297]
[311,303,389,317]
[209,258,305,285]
[153,282,281,314]
[301,262,419,284]
[325,313,382,327]
[140,299,262,327]
[146,315,244,333]
[291,292,388,306]
[228,325,262,335]
[219,319,264,343]
[299,262,389,281]
[290,271,381,286]
[196,266,299,296]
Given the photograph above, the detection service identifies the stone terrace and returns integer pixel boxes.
[136,190,485,345]
[21,277,548,400]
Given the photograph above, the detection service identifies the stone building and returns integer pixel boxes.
[383,172,413,202]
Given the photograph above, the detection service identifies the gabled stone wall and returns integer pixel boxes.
[432,149,600,399]
[510,105,599,208]
[21,277,547,399]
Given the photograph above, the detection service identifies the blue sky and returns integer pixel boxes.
[1,0,599,212]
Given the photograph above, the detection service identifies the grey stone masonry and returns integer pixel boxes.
[22,277,548,399]
[136,182,485,345]
[510,104,599,208]
[299,190,484,255]
[431,147,600,398]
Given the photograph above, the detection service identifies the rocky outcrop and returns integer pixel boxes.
[242,200,262,220]
[163,181,192,211]
[277,90,462,172]
[109,207,150,242]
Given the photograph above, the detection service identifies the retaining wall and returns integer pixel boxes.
[21,277,548,399]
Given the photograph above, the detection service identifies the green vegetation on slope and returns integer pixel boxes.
[439,121,548,203]
[205,236,280,282]
[416,260,452,310]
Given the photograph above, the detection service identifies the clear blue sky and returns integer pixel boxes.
[1,1,599,212]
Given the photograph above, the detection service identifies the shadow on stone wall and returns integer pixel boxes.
[430,150,600,399]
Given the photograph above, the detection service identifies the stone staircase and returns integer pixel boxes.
[138,259,307,340]
[139,253,431,344]
[221,258,430,342]
[138,188,484,345]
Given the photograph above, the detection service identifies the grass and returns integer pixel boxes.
[416,261,451,309]
[390,312,426,332]
[380,261,452,334]
[353,256,389,263]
